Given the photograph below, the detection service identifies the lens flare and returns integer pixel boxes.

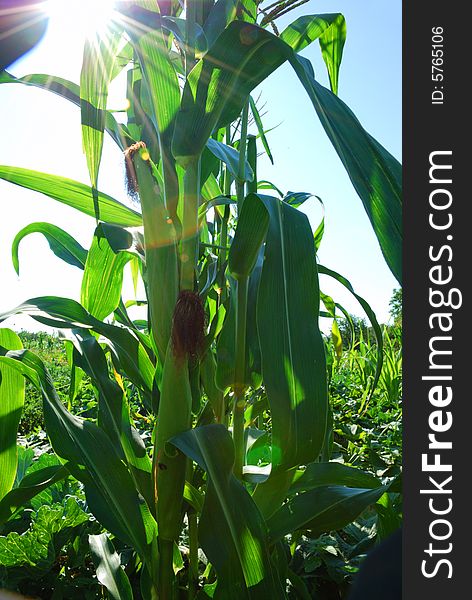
[45,0,116,38]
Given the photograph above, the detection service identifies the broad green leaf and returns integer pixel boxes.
[331,319,343,359]
[126,23,180,141]
[280,14,346,94]
[201,172,223,202]
[72,332,153,510]
[0,71,130,150]
[255,194,327,472]
[0,296,154,395]
[0,497,89,576]
[81,27,123,219]
[172,22,287,163]
[170,425,286,599]
[172,22,401,282]
[24,453,70,511]
[228,193,268,280]
[203,0,239,48]
[111,42,134,81]
[290,55,402,283]
[161,16,208,58]
[125,62,161,162]
[14,446,34,486]
[282,191,313,208]
[318,264,384,405]
[267,485,387,543]
[207,138,254,182]
[81,224,132,320]
[0,166,142,227]
[0,348,156,567]
[216,274,260,392]
[375,492,402,541]
[289,462,382,495]
[121,4,181,214]
[89,533,134,600]
[0,329,25,500]
[12,222,87,275]
[0,463,68,526]
[239,0,257,24]
[216,199,267,393]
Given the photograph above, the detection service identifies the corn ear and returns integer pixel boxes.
[153,342,192,597]
[128,144,179,364]
[153,343,192,541]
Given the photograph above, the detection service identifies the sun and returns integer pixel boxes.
[45,0,117,38]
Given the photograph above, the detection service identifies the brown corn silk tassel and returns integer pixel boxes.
[171,290,206,361]
[124,141,148,200]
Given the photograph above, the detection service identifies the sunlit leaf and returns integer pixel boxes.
[12,222,87,275]
[0,329,25,500]
[0,166,142,226]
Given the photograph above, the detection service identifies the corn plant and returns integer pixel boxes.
[0,1,401,598]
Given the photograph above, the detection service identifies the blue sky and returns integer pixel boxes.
[0,0,401,332]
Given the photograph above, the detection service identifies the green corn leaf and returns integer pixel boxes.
[280,13,346,95]
[256,194,327,472]
[290,55,402,283]
[161,16,208,58]
[215,271,261,392]
[207,138,254,182]
[111,42,134,81]
[0,348,156,567]
[0,71,130,150]
[216,195,269,392]
[12,222,88,275]
[0,297,154,395]
[318,264,384,406]
[239,0,257,23]
[14,446,34,486]
[289,462,383,495]
[81,27,123,220]
[0,166,142,227]
[201,172,223,202]
[172,22,286,164]
[170,425,286,599]
[172,22,401,282]
[202,0,239,49]
[282,191,314,208]
[72,332,153,510]
[89,533,134,600]
[228,193,268,280]
[267,484,388,543]
[257,180,283,197]
[0,463,69,526]
[121,5,181,211]
[249,95,273,164]
[81,224,132,321]
[126,64,160,161]
[313,216,325,251]
[0,329,25,500]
